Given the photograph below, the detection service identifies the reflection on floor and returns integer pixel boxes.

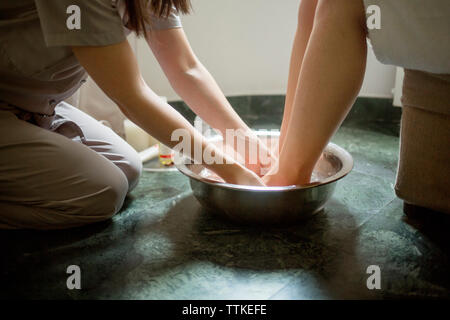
[1,117,449,299]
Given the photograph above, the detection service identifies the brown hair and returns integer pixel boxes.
[124,0,191,37]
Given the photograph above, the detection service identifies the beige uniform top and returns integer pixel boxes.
[0,0,182,116]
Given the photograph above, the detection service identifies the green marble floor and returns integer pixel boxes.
[1,123,449,300]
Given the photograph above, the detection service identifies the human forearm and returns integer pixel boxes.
[168,63,276,174]
[149,28,275,175]
[148,29,249,135]
[168,62,249,136]
[117,84,260,184]
[72,42,263,186]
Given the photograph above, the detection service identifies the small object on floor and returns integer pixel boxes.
[159,142,174,166]
[139,144,159,163]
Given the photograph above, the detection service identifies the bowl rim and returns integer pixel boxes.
[175,131,353,192]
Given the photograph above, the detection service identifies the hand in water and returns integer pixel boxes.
[200,165,265,186]
[224,132,278,178]
[233,166,266,186]
[262,161,290,186]
[247,136,278,177]
[263,159,314,187]
[263,172,291,187]
[206,160,266,187]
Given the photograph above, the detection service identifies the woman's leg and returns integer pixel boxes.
[0,109,129,229]
[279,0,319,149]
[266,0,367,186]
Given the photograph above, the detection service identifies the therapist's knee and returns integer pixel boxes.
[73,146,141,222]
[121,148,142,192]
[0,166,129,230]
[49,171,128,228]
[103,172,129,216]
[83,167,130,221]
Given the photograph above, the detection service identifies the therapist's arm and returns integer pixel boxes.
[71,40,263,186]
[146,28,276,175]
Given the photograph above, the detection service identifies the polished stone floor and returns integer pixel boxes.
[1,107,449,299]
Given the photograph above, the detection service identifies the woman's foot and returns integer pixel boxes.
[262,160,313,186]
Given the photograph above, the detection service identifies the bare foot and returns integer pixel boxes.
[263,160,312,186]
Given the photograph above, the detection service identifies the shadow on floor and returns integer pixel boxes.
[2,194,448,299]
[109,194,373,299]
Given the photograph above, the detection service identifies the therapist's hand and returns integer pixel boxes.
[246,136,278,177]
[71,41,263,187]
[223,130,278,177]
[234,166,266,186]
[206,160,265,186]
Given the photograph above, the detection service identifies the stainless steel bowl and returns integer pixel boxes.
[176,132,353,225]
